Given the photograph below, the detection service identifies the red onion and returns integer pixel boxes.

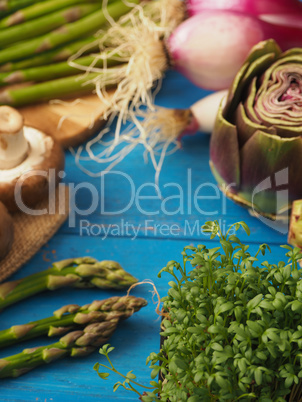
[186,0,302,18]
[168,10,302,90]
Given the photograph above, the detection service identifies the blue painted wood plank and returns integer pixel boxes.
[61,131,287,244]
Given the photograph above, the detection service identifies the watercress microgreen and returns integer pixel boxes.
[95,220,302,401]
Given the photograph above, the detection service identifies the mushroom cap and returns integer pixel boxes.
[0,201,14,260]
[0,106,23,135]
[0,127,65,212]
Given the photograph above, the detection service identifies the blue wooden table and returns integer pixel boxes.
[0,71,290,401]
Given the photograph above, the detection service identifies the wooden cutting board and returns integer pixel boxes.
[18,91,114,148]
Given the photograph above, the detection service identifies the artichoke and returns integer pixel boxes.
[210,39,302,218]
[288,200,302,249]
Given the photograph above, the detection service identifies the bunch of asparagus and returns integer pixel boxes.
[0,296,147,377]
[0,295,147,348]
[0,257,138,310]
[0,257,146,377]
[0,321,119,378]
[0,0,139,106]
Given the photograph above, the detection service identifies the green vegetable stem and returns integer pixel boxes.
[0,0,138,64]
[0,0,47,16]
[0,37,99,72]
[0,320,119,378]
[0,257,137,310]
[0,68,124,106]
[0,3,100,46]
[0,0,101,28]
[0,53,121,86]
[0,296,147,348]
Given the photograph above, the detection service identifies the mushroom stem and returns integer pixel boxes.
[0,106,28,169]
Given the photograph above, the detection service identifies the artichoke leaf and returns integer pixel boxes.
[226,53,277,117]
[225,40,281,116]
[240,131,302,214]
[210,102,240,188]
[274,125,302,138]
[244,77,262,125]
[245,39,282,64]
[235,103,276,147]
[281,47,302,58]
[288,200,302,249]
[224,60,250,118]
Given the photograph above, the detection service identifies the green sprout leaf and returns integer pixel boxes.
[98,372,110,380]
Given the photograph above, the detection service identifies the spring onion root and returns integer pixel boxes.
[69,0,185,180]
[72,90,228,185]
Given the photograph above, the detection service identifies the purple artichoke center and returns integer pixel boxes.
[280,77,302,102]
[253,68,302,125]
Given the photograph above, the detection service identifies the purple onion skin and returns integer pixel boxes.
[186,0,302,17]
[167,10,302,91]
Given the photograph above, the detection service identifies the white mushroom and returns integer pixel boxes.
[0,107,29,170]
[0,106,65,212]
[0,201,13,260]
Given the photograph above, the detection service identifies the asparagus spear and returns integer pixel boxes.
[0,0,138,64]
[0,0,101,28]
[0,67,125,106]
[0,52,122,85]
[0,36,99,72]
[0,3,100,46]
[0,296,147,348]
[0,320,119,378]
[0,0,48,16]
[0,257,137,310]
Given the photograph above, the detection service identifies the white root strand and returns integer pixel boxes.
[66,0,186,183]
[71,89,228,185]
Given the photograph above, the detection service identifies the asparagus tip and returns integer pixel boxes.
[3,71,24,84]
[0,90,13,106]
